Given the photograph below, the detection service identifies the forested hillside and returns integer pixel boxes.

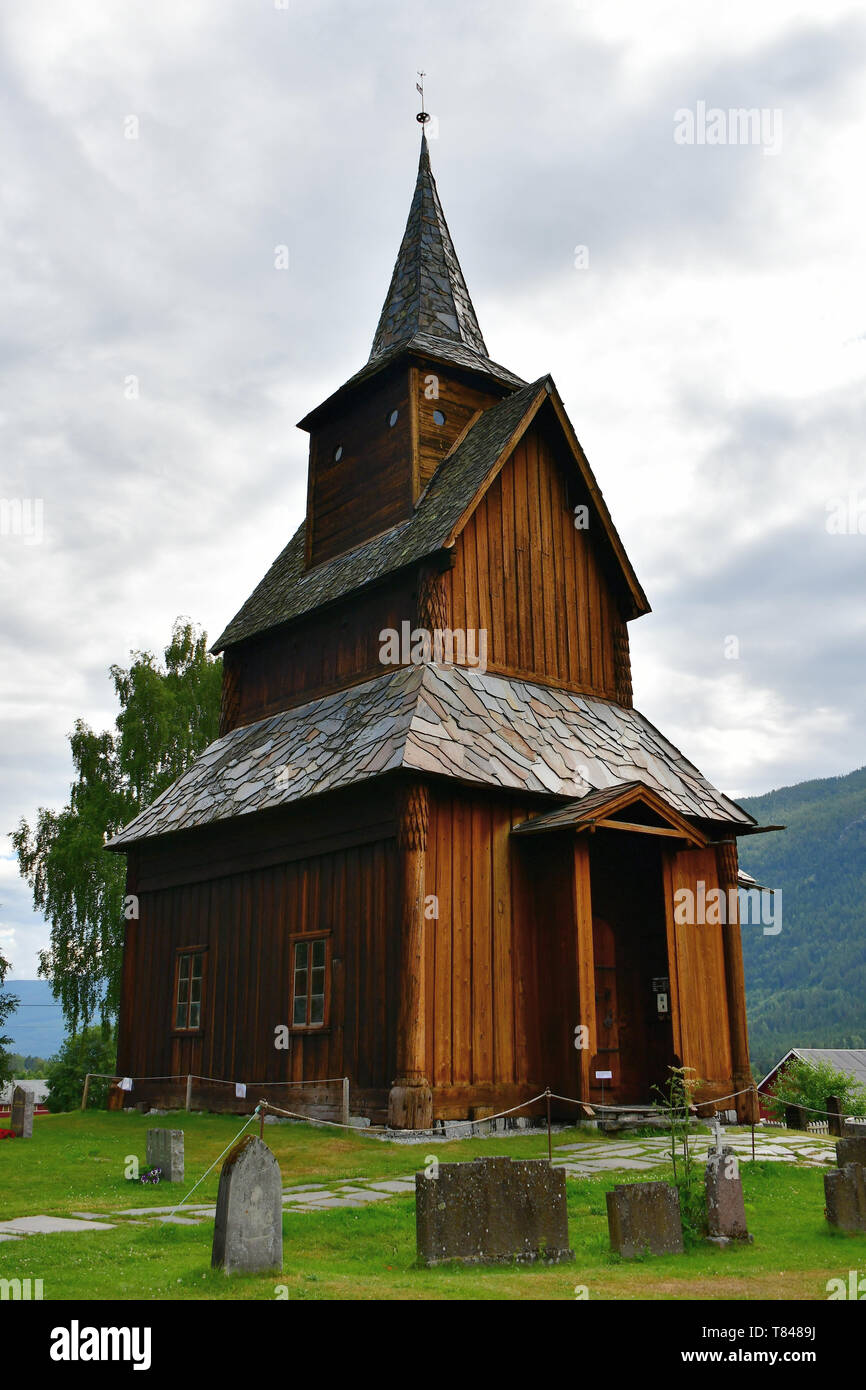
[738,766,866,1077]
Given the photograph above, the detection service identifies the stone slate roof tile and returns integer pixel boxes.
[107,664,754,848]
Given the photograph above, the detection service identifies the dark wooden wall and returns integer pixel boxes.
[116,779,745,1121]
[446,418,631,700]
[306,368,412,567]
[116,786,400,1120]
[219,572,417,733]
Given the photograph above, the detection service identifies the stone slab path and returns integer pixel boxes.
[552,1132,839,1178]
[2,1132,839,1235]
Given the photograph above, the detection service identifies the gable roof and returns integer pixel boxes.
[213,377,649,652]
[757,1048,866,1094]
[107,661,754,849]
[511,780,709,846]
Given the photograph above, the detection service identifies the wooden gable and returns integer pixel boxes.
[444,390,645,703]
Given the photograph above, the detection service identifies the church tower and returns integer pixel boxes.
[111,127,762,1130]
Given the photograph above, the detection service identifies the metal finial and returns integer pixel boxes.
[416,70,430,126]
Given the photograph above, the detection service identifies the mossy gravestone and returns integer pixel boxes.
[824,1138,866,1233]
[606,1181,684,1257]
[10,1085,34,1139]
[705,1149,751,1242]
[212,1136,282,1275]
[837,1136,866,1168]
[415,1156,574,1266]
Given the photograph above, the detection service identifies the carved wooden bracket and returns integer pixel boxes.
[397,781,429,852]
[417,565,448,636]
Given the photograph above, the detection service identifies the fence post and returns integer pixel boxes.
[341,1077,350,1128]
[80,1074,91,1111]
[185,1075,193,1112]
[826,1096,843,1138]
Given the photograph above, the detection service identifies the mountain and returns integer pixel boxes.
[1,979,66,1058]
[737,766,866,1078]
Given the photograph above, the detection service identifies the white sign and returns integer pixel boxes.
[595,1070,613,1081]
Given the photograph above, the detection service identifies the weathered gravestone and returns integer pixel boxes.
[415,1156,574,1266]
[212,1135,282,1275]
[146,1128,184,1183]
[10,1085,34,1139]
[824,1165,866,1233]
[705,1148,751,1242]
[836,1136,866,1168]
[606,1181,684,1257]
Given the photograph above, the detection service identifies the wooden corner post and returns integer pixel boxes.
[716,840,753,1122]
[388,781,433,1130]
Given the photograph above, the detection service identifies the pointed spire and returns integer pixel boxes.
[369,133,489,363]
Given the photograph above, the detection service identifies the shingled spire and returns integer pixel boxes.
[369,133,489,362]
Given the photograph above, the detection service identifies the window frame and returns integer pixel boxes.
[289,931,332,1033]
[172,946,207,1036]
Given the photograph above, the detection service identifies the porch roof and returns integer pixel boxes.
[510,780,709,845]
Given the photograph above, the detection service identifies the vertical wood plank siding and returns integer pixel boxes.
[446,421,630,699]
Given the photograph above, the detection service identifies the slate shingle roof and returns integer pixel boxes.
[370,132,488,363]
[107,662,753,848]
[213,377,548,652]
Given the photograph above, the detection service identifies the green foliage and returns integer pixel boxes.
[11,620,221,1034]
[766,1056,866,1121]
[651,1065,706,1241]
[0,946,20,1088]
[738,766,866,1077]
[45,1025,119,1112]
[5,1053,50,1078]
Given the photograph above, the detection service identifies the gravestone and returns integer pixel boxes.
[146,1129,184,1183]
[10,1086,34,1139]
[212,1135,282,1275]
[824,1164,866,1233]
[415,1156,574,1266]
[825,1096,844,1138]
[705,1148,751,1242]
[607,1182,684,1257]
[836,1136,866,1168]
[784,1103,807,1131]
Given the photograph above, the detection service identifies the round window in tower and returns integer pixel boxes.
[388,409,399,427]
[433,409,446,425]
[333,445,343,462]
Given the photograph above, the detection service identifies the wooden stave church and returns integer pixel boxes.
[110,132,768,1127]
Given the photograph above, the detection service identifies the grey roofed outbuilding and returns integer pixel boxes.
[757,1048,866,1094]
[0,1080,50,1106]
[107,661,754,849]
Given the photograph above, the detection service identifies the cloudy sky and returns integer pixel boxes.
[2,0,864,978]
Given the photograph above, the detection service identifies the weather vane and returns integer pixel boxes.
[416,71,430,125]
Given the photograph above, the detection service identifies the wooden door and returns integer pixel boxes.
[589,916,619,1099]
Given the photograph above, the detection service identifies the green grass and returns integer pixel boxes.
[1,1113,864,1300]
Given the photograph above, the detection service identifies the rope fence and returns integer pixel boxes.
[80,1071,866,1158]
[80,1071,352,1125]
